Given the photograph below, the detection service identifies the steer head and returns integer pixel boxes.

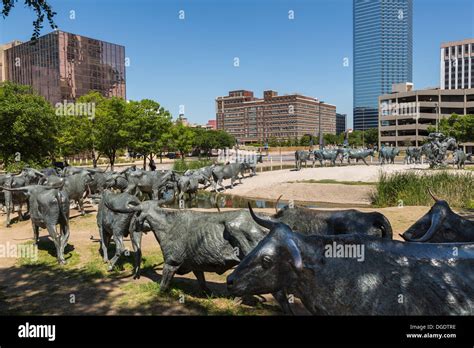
[21,168,45,184]
[227,204,303,296]
[400,189,474,242]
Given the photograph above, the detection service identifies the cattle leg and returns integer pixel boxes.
[98,225,110,263]
[4,191,11,227]
[218,179,226,192]
[108,234,125,271]
[193,271,212,294]
[362,158,368,166]
[272,290,295,315]
[32,223,40,244]
[131,230,143,279]
[159,263,180,292]
[45,224,64,264]
[59,222,70,264]
[18,202,24,221]
[77,199,85,216]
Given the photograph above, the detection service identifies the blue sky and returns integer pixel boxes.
[1,0,473,127]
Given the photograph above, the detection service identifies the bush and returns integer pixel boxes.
[172,159,213,172]
[371,171,474,209]
[4,159,50,172]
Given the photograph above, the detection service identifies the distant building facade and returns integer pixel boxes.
[336,113,347,135]
[206,120,217,129]
[1,30,126,104]
[216,90,336,143]
[378,83,474,149]
[440,38,474,90]
[353,0,413,130]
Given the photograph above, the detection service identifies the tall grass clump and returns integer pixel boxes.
[173,159,213,172]
[371,171,474,208]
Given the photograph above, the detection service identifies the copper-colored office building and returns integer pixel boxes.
[1,30,126,104]
[216,90,336,143]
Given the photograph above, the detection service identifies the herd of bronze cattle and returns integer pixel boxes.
[0,163,473,315]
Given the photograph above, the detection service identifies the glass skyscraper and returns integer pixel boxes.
[3,30,126,104]
[353,0,413,130]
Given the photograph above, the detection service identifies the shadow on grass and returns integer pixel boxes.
[0,242,281,315]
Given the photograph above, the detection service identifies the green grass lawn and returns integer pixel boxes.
[10,240,280,315]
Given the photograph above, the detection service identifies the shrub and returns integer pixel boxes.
[173,159,213,172]
[371,171,474,208]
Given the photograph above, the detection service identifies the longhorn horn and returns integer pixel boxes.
[402,211,443,243]
[0,186,29,192]
[275,194,283,214]
[248,202,277,230]
[428,188,440,202]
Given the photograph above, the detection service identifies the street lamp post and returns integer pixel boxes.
[319,100,325,149]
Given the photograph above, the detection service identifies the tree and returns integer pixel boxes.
[2,0,57,39]
[364,128,379,147]
[125,99,172,169]
[0,82,58,166]
[169,121,195,160]
[192,128,215,158]
[94,97,130,171]
[299,134,312,146]
[324,133,342,146]
[348,130,364,147]
[431,113,474,143]
[155,131,173,163]
[214,130,235,149]
[56,91,106,166]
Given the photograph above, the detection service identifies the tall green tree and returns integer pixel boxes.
[364,128,379,147]
[348,130,364,147]
[0,82,58,166]
[214,130,235,149]
[430,113,474,143]
[126,99,172,169]
[169,121,195,160]
[94,97,130,170]
[56,91,106,166]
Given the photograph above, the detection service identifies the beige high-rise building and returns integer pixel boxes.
[440,38,474,90]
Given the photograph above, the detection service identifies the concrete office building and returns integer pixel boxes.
[1,30,126,104]
[440,38,474,90]
[378,83,474,150]
[216,90,336,144]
